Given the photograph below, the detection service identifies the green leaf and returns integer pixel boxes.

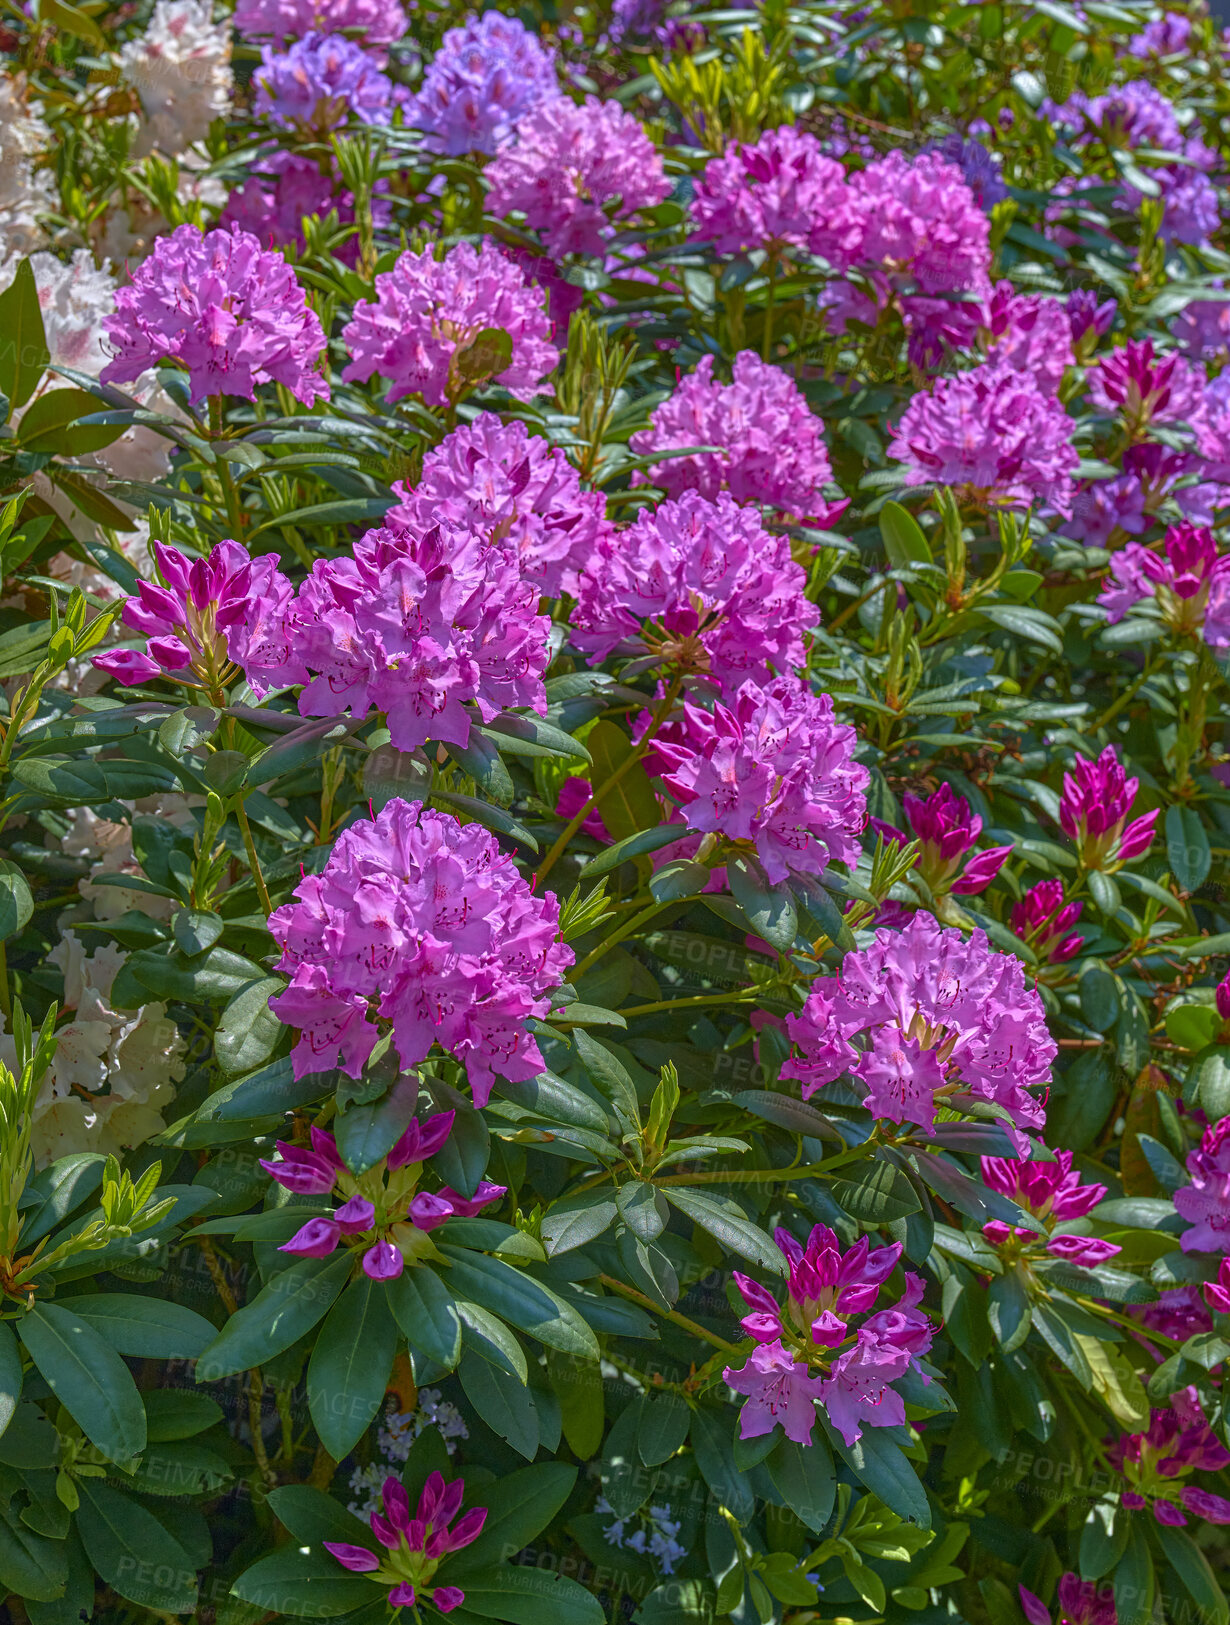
[637,1391,690,1467]
[826,1423,931,1528]
[1154,1523,1227,1625]
[0,1506,68,1603]
[231,1544,383,1617]
[266,1484,372,1547]
[0,1322,18,1444]
[459,1352,540,1459]
[18,387,124,451]
[20,1303,146,1463]
[0,860,33,945]
[1187,1045,1230,1118]
[1078,962,1120,1032]
[541,1192,619,1255]
[831,1159,922,1224]
[247,496,393,537]
[69,1294,217,1358]
[880,500,931,567]
[1113,1520,1154,1625]
[0,259,49,411]
[663,1186,783,1272]
[308,1275,399,1460]
[1165,804,1211,894]
[728,854,798,952]
[115,943,271,1007]
[215,977,285,1076]
[578,825,686,878]
[76,1481,199,1614]
[195,1252,352,1381]
[438,1247,599,1359]
[987,1270,1032,1352]
[334,1077,420,1176]
[689,1405,754,1521]
[444,730,514,807]
[547,1347,605,1458]
[143,1390,224,1442]
[766,1432,836,1532]
[585,721,660,842]
[386,1267,462,1369]
[455,1566,606,1625]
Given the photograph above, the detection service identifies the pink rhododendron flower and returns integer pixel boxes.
[1019,1575,1118,1625]
[977,281,1075,394]
[981,1149,1120,1268]
[1176,1117,1230,1254]
[852,150,991,295]
[386,413,609,599]
[268,520,549,753]
[651,674,868,885]
[101,223,328,406]
[572,490,815,684]
[341,241,558,407]
[407,12,559,155]
[1097,523,1230,649]
[1131,1285,1212,1343]
[93,540,299,697]
[325,1472,486,1611]
[628,351,845,522]
[1204,1259,1230,1314]
[725,1224,934,1446]
[267,798,573,1102]
[899,781,1011,896]
[486,96,668,259]
[1010,880,1084,964]
[1109,1400,1230,1525]
[888,361,1079,515]
[1087,339,1208,438]
[690,125,862,263]
[262,1117,504,1279]
[1058,745,1158,871]
[784,913,1055,1151]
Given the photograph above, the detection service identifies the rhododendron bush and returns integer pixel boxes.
[5,0,1230,1622]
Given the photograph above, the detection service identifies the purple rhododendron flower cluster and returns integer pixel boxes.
[325,1471,486,1610]
[1019,1576,1119,1625]
[485,94,669,258]
[572,490,814,683]
[231,0,406,43]
[268,798,573,1100]
[894,781,1011,897]
[252,33,394,129]
[651,675,869,884]
[1011,880,1085,964]
[407,12,559,155]
[387,412,609,599]
[628,351,845,522]
[101,223,328,405]
[888,360,1079,513]
[784,914,1055,1149]
[341,241,558,406]
[269,519,550,752]
[724,1224,934,1447]
[854,149,991,295]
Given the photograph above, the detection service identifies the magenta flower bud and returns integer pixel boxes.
[434,1181,506,1218]
[362,1240,404,1280]
[383,1477,410,1532]
[1180,1486,1230,1523]
[322,1542,379,1572]
[93,649,164,687]
[387,1111,455,1171]
[407,1193,455,1232]
[1216,975,1230,1025]
[951,844,1012,894]
[982,1148,1108,1226]
[279,1217,341,1257]
[433,1587,466,1613]
[1067,288,1117,350]
[1018,1585,1051,1625]
[1045,1234,1121,1266]
[1088,339,1206,438]
[388,1583,417,1608]
[904,782,981,862]
[441,1506,487,1552]
[260,1140,338,1195]
[333,1195,375,1233]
